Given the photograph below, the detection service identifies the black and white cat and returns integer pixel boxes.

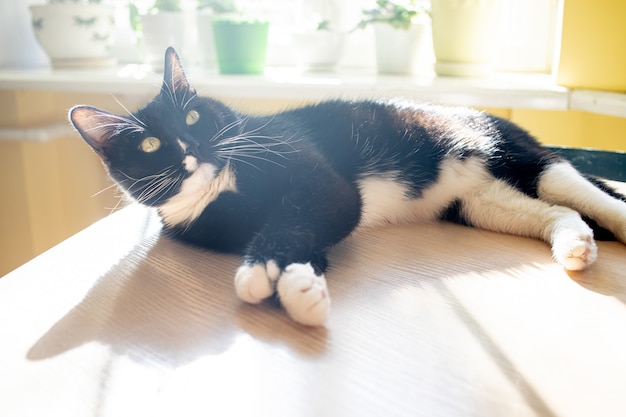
[70,48,626,326]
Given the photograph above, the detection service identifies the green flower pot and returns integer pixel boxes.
[211,18,269,74]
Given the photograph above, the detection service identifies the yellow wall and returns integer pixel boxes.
[0,135,119,276]
[509,110,626,152]
[558,0,626,92]
[0,91,120,276]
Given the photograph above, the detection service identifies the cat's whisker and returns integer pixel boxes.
[150,80,164,97]
[87,122,144,136]
[217,143,291,161]
[236,135,301,152]
[154,173,185,198]
[84,113,146,137]
[219,133,287,144]
[115,165,175,183]
[215,149,287,169]
[136,182,166,204]
[216,132,302,163]
[240,114,278,135]
[210,118,248,143]
[157,176,185,202]
[182,91,198,111]
[90,182,119,198]
[218,154,264,171]
[160,80,178,110]
[110,93,146,128]
[114,170,175,205]
[135,176,174,204]
[105,192,130,216]
[128,166,187,205]
[214,116,302,157]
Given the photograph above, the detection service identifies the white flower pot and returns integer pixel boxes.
[197,11,217,70]
[141,12,188,71]
[292,31,346,72]
[29,4,116,68]
[431,0,500,77]
[373,21,433,75]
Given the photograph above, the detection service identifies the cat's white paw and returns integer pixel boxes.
[277,263,330,327]
[234,260,280,304]
[552,231,598,271]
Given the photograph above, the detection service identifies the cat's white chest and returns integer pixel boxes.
[158,162,237,227]
[357,157,489,228]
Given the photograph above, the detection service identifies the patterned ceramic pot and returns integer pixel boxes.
[30,4,116,68]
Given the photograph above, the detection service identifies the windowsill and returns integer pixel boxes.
[0,65,567,110]
[0,65,625,118]
[569,89,626,119]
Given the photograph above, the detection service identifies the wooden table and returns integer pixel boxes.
[2,196,626,417]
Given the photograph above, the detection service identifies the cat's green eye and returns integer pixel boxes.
[186,109,200,126]
[140,136,161,153]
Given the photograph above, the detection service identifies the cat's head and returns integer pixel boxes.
[69,47,238,208]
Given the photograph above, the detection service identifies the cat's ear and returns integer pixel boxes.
[162,47,196,99]
[69,105,121,160]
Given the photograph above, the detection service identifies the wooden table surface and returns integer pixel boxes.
[2,193,626,417]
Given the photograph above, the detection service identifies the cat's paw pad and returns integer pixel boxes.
[277,263,330,327]
[234,260,281,304]
[553,233,598,271]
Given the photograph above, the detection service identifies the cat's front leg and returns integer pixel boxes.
[277,263,330,326]
[234,180,359,325]
[234,260,281,304]
[235,257,331,326]
[233,163,360,325]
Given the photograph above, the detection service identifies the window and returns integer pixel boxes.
[101,0,562,74]
[260,0,562,74]
[496,0,561,73]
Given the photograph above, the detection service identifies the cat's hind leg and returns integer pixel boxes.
[537,162,626,244]
[459,178,597,271]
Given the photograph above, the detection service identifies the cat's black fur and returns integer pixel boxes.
[70,48,626,325]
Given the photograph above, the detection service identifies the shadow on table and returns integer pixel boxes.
[27,233,329,367]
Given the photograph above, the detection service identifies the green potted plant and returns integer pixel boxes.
[357,0,426,30]
[29,0,116,68]
[208,2,270,75]
[292,19,347,72]
[357,0,432,75]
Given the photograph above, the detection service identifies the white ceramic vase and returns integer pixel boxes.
[292,31,346,72]
[373,20,433,75]
[141,12,188,71]
[197,11,217,70]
